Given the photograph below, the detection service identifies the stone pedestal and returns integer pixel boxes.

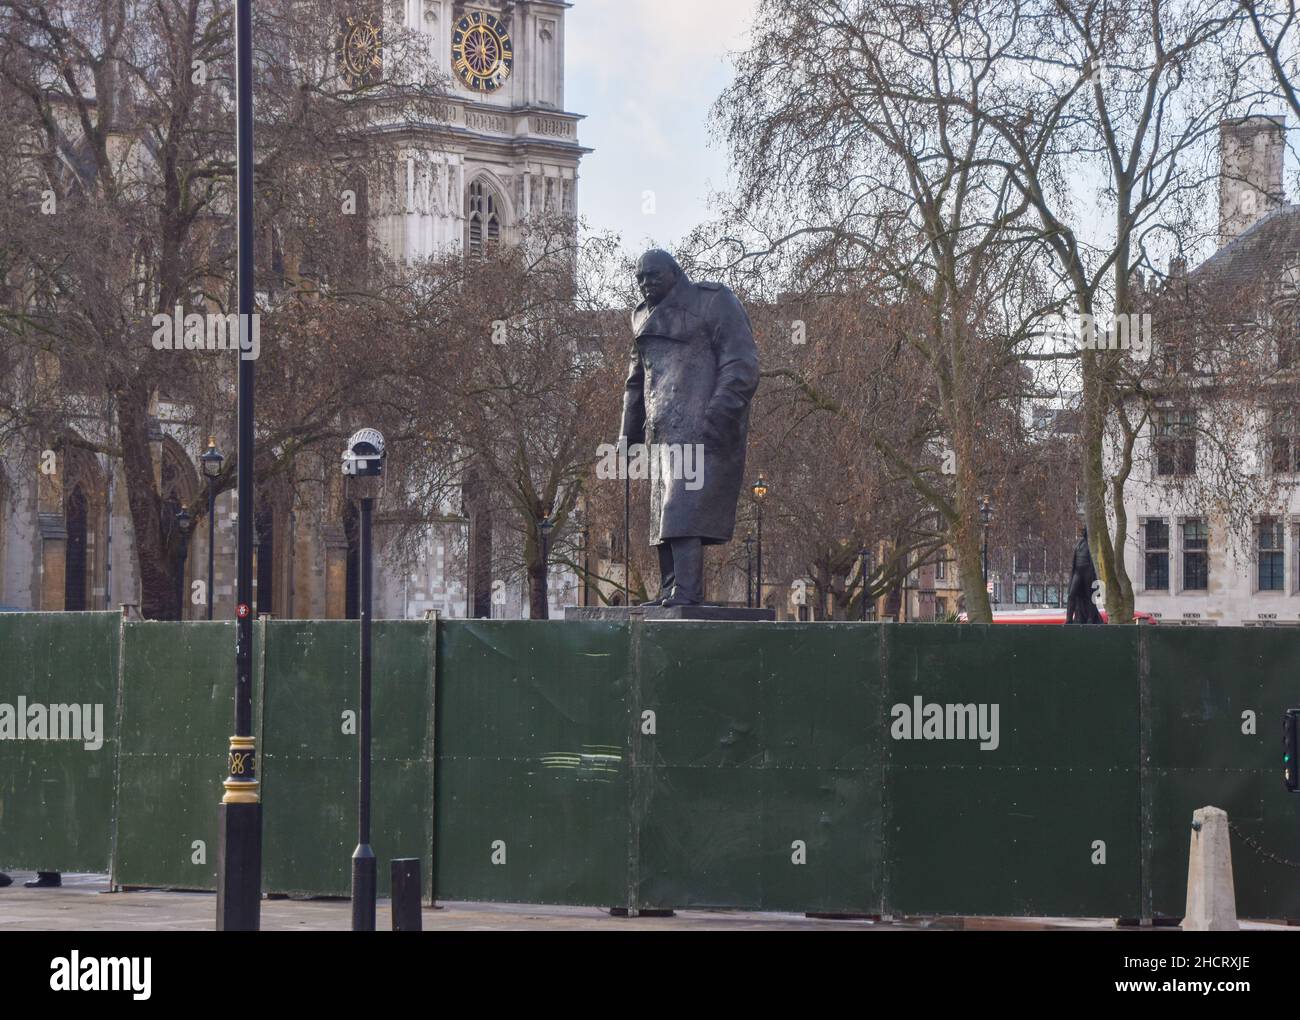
[564,605,776,622]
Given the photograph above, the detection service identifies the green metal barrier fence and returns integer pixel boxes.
[2,614,1298,918]
[112,620,257,890]
[434,620,628,906]
[261,620,434,899]
[0,612,120,874]
[1144,626,1300,919]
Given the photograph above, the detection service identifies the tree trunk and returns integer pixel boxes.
[953,449,992,623]
[953,518,989,622]
[528,562,548,618]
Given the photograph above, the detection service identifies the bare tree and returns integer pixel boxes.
[707,0,1054,620]
[391,220,625,619]
[0,0,444,618]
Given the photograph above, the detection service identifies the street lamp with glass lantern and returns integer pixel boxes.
[743,533,754,608]
[748,475,764,608]
[540,515,554,615]
[176,508,193,620]
[751,474,768,608]
[979,495,994,588]
[200,437,224,621]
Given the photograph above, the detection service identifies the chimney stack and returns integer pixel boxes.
[1218,115,1286,248]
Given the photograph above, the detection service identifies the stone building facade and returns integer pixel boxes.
[0,0,588,620]
[1123,114,1300,627]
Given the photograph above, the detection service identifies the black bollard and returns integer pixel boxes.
[391,859,422,931]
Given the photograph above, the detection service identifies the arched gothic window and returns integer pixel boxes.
[466,178,502,258]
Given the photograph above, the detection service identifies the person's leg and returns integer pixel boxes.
[640,543,674,606]
[664,537,703,605]
[25,872,60,888]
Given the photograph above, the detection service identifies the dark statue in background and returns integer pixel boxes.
[1066,527,1104,624]
[619,250,760,606]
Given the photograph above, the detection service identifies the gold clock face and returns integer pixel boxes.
[452,11,513,92]
[340,13,382,87]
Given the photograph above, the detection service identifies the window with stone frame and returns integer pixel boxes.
[466,179,502,258]
[1258,516,1285,592]
[1277,305,1300,369]
[1269,406,1300,473]
[1155,409,1197,476]
[1182,518,1209,591]
[1143,517,1170,591]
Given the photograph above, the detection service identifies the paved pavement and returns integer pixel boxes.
[0,872,1293,930]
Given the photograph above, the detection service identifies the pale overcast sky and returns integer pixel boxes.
[565,0,760,251]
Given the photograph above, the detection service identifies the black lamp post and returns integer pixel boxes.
[859,545,871,621]
[979,495,994,588]
[342,428,386,932]
[176,508,193,620]
[744,533,754,609]
[216,0,261,932]
[200,437,223,621]
[751,475,768,609]
[540,515,554,615]
[576,511,590,607]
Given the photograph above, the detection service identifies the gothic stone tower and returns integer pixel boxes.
[366,0,589,263]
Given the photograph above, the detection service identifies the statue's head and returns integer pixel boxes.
[635,249,684,307]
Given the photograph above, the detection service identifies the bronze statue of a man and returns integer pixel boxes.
[619,250,759,606]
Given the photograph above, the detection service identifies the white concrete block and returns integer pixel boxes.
[1182,806,1239,931]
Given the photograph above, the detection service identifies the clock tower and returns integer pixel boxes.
[369,0,589,263]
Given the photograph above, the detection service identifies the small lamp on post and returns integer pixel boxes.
[342,427,386,932]
[751,474,768,609]
[176,507,193,621]
[200,437,224,621]
[979,495,994,588]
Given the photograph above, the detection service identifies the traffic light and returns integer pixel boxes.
[1284,709,1299,792]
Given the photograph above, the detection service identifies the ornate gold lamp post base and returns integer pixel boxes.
[217,735,261,930]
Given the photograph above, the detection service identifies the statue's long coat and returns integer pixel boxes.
[620,275,759,546]
[1066,533,1103,624]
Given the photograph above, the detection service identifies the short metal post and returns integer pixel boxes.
[391,859,422,931]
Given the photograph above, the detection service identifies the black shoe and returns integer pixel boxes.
[661,595,703,608]
[0,873,11,888]
[25,872,61,888]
